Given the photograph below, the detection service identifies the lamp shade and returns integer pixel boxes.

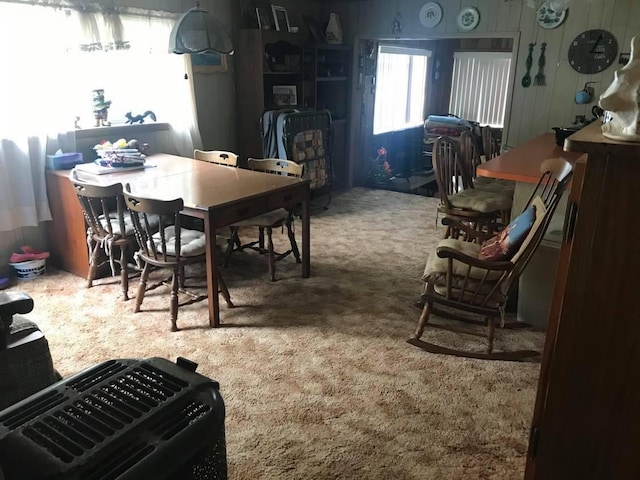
[169,6,234,55]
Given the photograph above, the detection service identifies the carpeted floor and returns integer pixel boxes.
[7,187,544,479]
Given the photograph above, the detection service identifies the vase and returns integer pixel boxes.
[325,13,342,45]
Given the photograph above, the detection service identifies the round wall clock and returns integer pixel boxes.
[419,2,443,29]
[568,29,618,74]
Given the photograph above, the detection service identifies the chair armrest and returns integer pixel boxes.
[436,246,514,271]
[441,217,495,242]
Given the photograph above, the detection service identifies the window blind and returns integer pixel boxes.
[448,51,512,127]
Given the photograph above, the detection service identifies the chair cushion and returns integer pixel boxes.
[231,208,288,227]
[473,177,515,197]
[151,227,228,257]
[448,188,512,213]
[479,204,536,261]
[422,239,503,281]
[99,212,159,236]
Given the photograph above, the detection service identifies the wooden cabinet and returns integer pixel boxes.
[236,29,305,163]
[525,121,640,479]
[45,169,90,278]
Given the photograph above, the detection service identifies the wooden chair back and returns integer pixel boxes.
[432,136,473,209]
[194,149,239,167]
[481,126,501,160]
[69,170,126,240]
[247,158,304,178]
[123,187,186,264]
[459,130,484,181]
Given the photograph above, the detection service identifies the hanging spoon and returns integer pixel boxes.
[522,43,535,88]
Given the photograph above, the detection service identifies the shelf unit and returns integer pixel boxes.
[303,43,352,189]
[236,29,306,163]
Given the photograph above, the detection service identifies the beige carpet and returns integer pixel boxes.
[7,187,544,479]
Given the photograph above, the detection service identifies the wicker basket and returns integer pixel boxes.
[9,259,46,280]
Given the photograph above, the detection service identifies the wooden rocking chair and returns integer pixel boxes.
[408,157,573,360]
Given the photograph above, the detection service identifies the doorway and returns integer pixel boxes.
[350,34,519,194]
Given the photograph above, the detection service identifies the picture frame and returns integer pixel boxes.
[189,53,228,74]
[272,85,297,106]
[256,7,271,30]
[271,5,290,33]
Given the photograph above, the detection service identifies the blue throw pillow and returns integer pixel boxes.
[479,205,536,261]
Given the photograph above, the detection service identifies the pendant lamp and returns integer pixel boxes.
[169,1,234,55]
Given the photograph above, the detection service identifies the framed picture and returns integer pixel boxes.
[189,53,228,74]
[272,85,297,106]
[256,7,271,30]
[271,5,290,32]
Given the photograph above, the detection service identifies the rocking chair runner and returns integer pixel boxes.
[409,157,573,360]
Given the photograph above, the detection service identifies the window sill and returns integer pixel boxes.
[73,122,170,140]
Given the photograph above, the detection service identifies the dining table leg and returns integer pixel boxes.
[301,193,310,278]
[204,210,220,327]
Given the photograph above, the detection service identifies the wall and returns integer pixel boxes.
[323,0,638,162]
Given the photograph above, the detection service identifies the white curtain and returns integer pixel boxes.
[0,2,199,232]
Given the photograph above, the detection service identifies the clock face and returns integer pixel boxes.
[568,29,618,74]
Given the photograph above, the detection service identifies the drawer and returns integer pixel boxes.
[265,185,308,211]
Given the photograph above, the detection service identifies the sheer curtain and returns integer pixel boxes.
[0,2,198,233]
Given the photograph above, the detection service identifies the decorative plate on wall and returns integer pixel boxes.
[457,7,480,32]
[419,2,443,29]
[537,1,566,29]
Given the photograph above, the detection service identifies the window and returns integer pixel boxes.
[448,51,512,127]
[0,3,189,137]
[373,45,431,135]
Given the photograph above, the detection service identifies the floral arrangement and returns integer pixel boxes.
[369,146,392,185]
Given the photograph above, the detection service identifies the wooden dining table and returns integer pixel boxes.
[54,153,311,327]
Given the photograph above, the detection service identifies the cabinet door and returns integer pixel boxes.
[526,153,640,479]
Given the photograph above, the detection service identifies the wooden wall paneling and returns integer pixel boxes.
[505,5,537,148]
[505,1,523,33]
[492,0,511,33]
[621,0,640,50]
[530,26,562,136]
[542,0,589,136]
[442,0,462,34]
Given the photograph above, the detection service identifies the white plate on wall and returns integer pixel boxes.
[419,2,443,29]
[457,6,480,32]
[537,1,566,29]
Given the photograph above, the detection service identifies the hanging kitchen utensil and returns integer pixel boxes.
[534,42,547,86]
[522,43,535,87]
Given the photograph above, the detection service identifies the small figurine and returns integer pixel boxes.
[599,36,640,140]
[125,111,157,124]
[92,89,111,127]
